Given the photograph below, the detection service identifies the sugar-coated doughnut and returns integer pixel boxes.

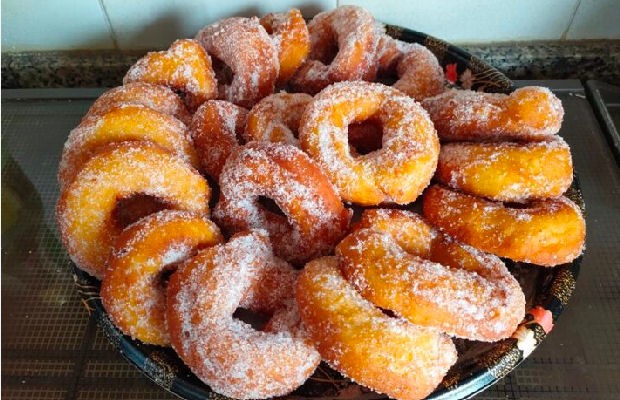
[393,44,445,100]
[296,256,457,400]
[167,230,320,399]
[290,6,379,94]
[190,100,248,180]
[195,17,279,108]
[56,142,210,279]
[436,137,574,202]
[260,9,310,85]
[101,210,223,345]
[422,185,586,266]
[421,86,564,141]
[213,142,351,264]
[337,208,525,341]
[58,104,198,189]
[245,92,312,147]
[123,39,217,112]
[299,81,439,205]
[84,82,192,125]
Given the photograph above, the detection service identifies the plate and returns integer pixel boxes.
[72,25,584,400]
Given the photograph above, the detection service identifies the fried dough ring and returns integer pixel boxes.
[84,82,191,125]
[195,17,279,108]
[245,92,312,147]
[58,104,198,189]
[213,141,351,264]
[190,100,248,179]
[299,81,439,205]
[167,231,320,399]
[101,210,223,345]
[393,44,445,100]
[422,185,586,266]
[336,208,525,341]
[421,86,564,141]
[297,256,457,400]
[260,9,310,85]
[56,142,210,279]
[290,6,378,94]
[123,39,217,112]
[436,137,574,202]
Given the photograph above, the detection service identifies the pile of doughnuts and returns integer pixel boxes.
[56,5,586,400]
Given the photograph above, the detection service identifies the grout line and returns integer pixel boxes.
[562,0,582,40]
[97,0,120,50]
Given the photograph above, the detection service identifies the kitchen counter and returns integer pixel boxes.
[2,81,619,400]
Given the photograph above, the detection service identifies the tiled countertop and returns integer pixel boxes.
[2,40,619,89]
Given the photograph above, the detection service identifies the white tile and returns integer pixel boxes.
[566,0,620,39]
[1,0,115,51]
[338,0,579,43]
[102,0,337,50]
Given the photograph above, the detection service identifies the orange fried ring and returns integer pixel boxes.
[101,210,223,346]
[190,100,248,180]
[213,141,351,264]
[84,82,191,125]
[290,6,378,94]
[58,104,198,189]
[195,17,279,108]
[260,9,310,86]
[123,39,217,112]
[422,185,586,266]
[297,256,457,400]
[337,208,525,341]
[421,86,564,141]
[56,142,210,279]
[393,44,445,100]
[299,81,439,205]
[167,231,320,399]
[436,137,574,202]
[245,92,312,147]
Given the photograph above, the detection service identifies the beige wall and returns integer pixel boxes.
[2,0,619,52]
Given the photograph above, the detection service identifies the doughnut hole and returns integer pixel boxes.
[258,195,287,218]
[348,117,384,156]
[233,307,271,330]
[112,194,170,229]
[211,56,234,87]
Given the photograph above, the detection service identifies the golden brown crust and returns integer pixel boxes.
[101,210,223,345]
[422,185,586,266]
[56,142,210,279]
[123,39,217,112]
[299,81,439,205]
[435,138,574,202]
[297,256,457,400]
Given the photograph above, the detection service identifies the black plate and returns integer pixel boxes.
[72,25,583,400]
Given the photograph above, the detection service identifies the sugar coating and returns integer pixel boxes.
[291,6,379,93]
[58,104,196,189]
[84,82,192,125]
[213,141,351,264]
[437,136,573,202]
[124,39,217,111]
[101,210,222,345]
[297,256,457,400]
[245,92,313,147]
[299,81,439,205]
[259,9,310,85]
[337,214,526,341]
[195,17,279,108]
[422,185,586,266]
[190,100,248,179]
[393,43,445,100]
[56,142,210,279]
[167,231,320,399]
[421,86,565,141]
